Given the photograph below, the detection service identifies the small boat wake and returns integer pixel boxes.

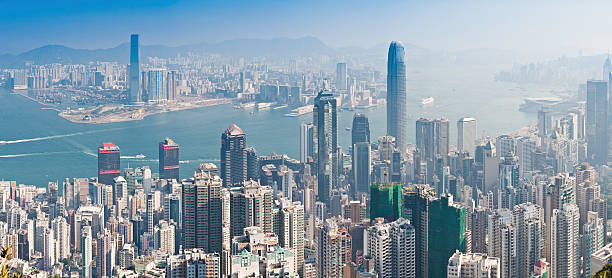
[0,151,73,158]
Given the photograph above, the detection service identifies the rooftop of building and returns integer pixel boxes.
[593,242,612,260]
[225,124,244,135]
[100,142,119,150]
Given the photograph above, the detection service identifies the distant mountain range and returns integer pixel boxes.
[0,37,436,68]
[0,36,534,69]
[0,37,335,67]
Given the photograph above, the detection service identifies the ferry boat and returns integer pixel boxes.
[257,102,274,109]
[135,154,146,159]
[421,97,434,105]
[283,105,313,117]
[241,103,256,109]
[274,104,289,110]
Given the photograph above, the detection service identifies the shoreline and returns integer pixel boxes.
[11,90,234,124]
[57,98,234,124]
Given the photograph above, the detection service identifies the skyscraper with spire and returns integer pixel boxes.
[387,41,407,152]
[129,34,141,104]
[603,54,612,80]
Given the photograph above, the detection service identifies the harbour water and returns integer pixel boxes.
[0,67,562,186]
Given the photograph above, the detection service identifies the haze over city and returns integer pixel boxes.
[2,1,612,278]
[3,0,612,57]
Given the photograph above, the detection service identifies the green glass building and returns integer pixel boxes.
[370,182,402,222]
[428,194,467,278]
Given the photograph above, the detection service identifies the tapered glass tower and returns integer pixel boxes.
[387,41,407,151]
[129,34,141,103]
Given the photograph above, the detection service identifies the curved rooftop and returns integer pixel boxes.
[388,41,406,65]
[225,124,244,135]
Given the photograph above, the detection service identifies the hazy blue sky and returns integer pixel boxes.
[2,0,612,56]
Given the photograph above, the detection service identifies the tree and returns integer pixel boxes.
[0,246,22,278]
[593,263,612,278]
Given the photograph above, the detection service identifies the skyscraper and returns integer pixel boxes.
[365,218,416,278]
[300,123,314,163]
[51,216,69,261]
[351,113,371,197]
[544,173,576,262]
[487,209,518,278]
[604,55,612,80]
[387,41,407,151]
[98,143,120,186]
[370,182,402,222]
[582,211,604,277]
[182,170,223,253]
[498,153,520,188]
[513,203,544,278]
[457,117,477,155]
[416,118,450,190]
[313,89,338,205]
[586,80,608,165]
[159,138,179,180]
[429,195,467,278]
[495,135,516,159]
[351,113,370,147]
[550,204,580,278]
[96,229,115,278]
[220,124,247,186]
[537,107,552,138]
[167,70,177,101]
[516,136,537,177]
[352,142,371,197]
[403,184,434,278]
[318,218,352,278]
[129,34,141,104]
[147,69,168,102]
[276,198,305,276]
[82,226,93,278]
[245,147,259,181]
[229,180,273,237]
[336,62,348,91]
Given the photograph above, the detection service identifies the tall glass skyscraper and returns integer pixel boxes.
[351,113,370,147]
[336,62,348,91]
[586,80,608,165]
[147,69,168,102]
[457,117,477,155]
[129,34,141,103]
[351,113,371,197]
[313,89,337,205]
[300,123,314,163]
[387,41,407,151]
